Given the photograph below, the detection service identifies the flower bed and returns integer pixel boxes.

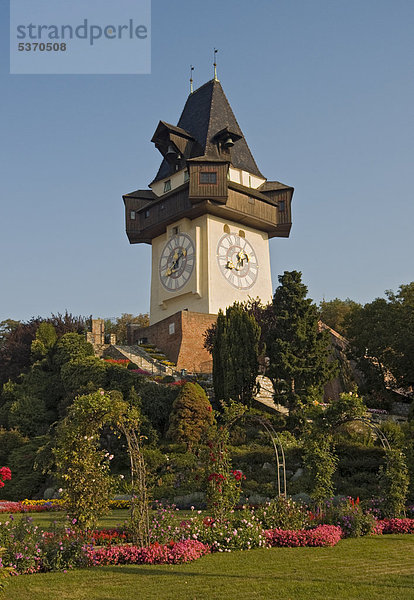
[0,501,63,514]
[130,368,152,376]
[2,510,414,578]
[265,525,342,548]
[41,528,130,546]
[374,518,414,535]
[0,498,131,514]
[85,540,210,566]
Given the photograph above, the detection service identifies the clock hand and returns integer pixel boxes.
[236,250,249,267]
[167,249,185,275]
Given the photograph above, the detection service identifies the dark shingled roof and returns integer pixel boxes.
[124,189,155,200]
[259,181,292,192]
[153,79,264,182]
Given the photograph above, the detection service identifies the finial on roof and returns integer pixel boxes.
[190,65,194,94]
[213,48,219,81]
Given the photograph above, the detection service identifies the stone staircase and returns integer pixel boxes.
[254,375,288,414]
[110,345,180,378]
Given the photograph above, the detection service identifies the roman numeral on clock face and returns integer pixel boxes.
[216,233,259,290]
[159,233,195,292]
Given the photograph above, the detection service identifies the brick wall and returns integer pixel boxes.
[128,311,216,372]
[178,311,216,372]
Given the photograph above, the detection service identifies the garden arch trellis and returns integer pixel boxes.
[224,414,391,501]
[225,414,287,497]
[333,416,391,451]
[55,392,150,546]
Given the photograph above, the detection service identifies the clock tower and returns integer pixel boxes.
[123,77,293,372]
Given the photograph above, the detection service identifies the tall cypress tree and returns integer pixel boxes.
[212,303,261,406]
[266,271,337,414]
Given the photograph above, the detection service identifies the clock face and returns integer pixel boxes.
[216,233,259,289]
[159,233,195,292]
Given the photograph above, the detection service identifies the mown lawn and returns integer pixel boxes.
[15,509,195,529]
[17,509,131,529]
[3,535,414,600]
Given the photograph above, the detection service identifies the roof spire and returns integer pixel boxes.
[213,48,219,81]
[189,65,194,94]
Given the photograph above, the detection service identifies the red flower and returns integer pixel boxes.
[0,467,11,482]
[232,469,244,482]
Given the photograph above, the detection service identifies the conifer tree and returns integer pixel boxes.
[167,382,214,450]
[266,271,337,415]
[212,303,261,406]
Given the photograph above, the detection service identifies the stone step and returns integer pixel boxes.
[254,375,288,414]
[113,345,180,378]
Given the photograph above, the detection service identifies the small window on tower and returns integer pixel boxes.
[278,200,285,212]
[172,226,179,235]
[145,209,150,218]
[184,169,189,182]
[164,179,171,193]
[130,210,136,220]
[199,172,217,184]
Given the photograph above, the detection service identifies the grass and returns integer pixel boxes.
[3,535,414,600]
[12,509,195,530]
[14,510,131,529]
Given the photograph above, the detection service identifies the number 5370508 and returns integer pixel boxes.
[18,42,67,51]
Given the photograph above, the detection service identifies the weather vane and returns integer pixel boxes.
[213,48,219,81]
[190,65,194,94]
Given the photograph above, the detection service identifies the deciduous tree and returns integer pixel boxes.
[344,283,414,393]
[318,298,361,335]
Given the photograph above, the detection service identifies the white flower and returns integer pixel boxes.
[58,488,63,493]
[119,475,124,479]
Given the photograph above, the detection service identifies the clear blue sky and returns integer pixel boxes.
[1,0,413,322]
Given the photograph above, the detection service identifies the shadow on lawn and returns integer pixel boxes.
[97,566,414,590]
[99,566,262,579]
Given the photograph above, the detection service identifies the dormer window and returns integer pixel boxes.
[200,172,217,184]
[164,179,171,193]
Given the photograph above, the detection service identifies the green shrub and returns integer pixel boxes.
[322,497,376,537]
[379,448,409,517]
[53,333,94,368]
[186,507,266,551]
[60,356,107,395]
[167,383,214,450]
[0,428,27,465]
[140,381,178,435]
[1,437,47,500]
[255,496,309,530]
[303,434,338,506]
